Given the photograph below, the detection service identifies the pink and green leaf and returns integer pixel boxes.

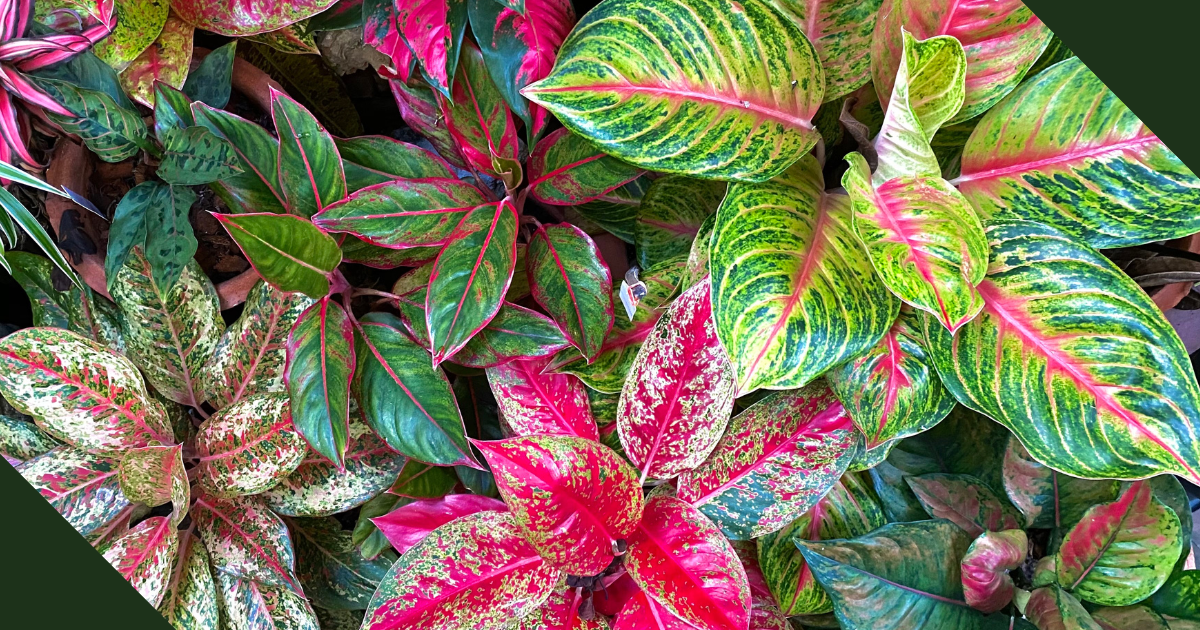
[484,355,598,440]
[613,591,698,630]
[158,527,219,630]
[16,445,130,537]
[196,393,308,498]
[905,473,1023,538]
[118,444,188,524]
[215,572,320,630]
[437,40,520,179]
[336,135,457,191]
[524,589,611,630]
[960,529,1027,613]
[451,304,569,369]
[117,13,193,108]
[192,492,303,593]
[634,176,725,269]
[371,493,507,555]
[395,0,469,97]
[527,223,613,362]
[313,178,488,249]
[103,515,179,607]
[769,0,882,101]
[271,88,348,218]
[527,127,643,206]
[191,102,289,215]
[173,0,339,36]
[388,77,468,170]
[1025,585,1102,630]
[285,298,355,467]
[1001,436,1119,530]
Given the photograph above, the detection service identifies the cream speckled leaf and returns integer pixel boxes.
[111,249,225,408]
[159,528,219,630]
[196,393,308,498]
[0,415,59,462]
[119,444,189,525]
[216,572,320,630]
[17,445,130,537]
[104,515,179,607]
[769,0,883,102]
[193,493,303,593]
[485,356,598,440]
[198,281,314,410]
[0,327,173,453]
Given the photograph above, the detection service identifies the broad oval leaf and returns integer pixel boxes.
[362,511,559,630]
[118,444,188,523]
[214,213,343,299]
[103,515,179,607]
[906,473,1022,538]
[617,278,736,482]
[157,127,241,187]
[196,393,308,498]
[1055,481,1183,607]
[677,383,861,539]
[961,529,1027,613]
[922,221,1200,484]
[523,0,824,182]
[286,298,355,467]
[174,0,339,36]
[372,494,508,555]
[769,0,883,101]
[475,435,643,575]
[427,201,519,364]
[871,0,1052,124]
[34,77,151,163]
[17,445,130,537]
[1150,570,1200,622]
[635,176,725,269]
[271,88,348,217]
[955,58,1200,248]
[438,41,520,180]
[159,528,218,630]
[1001,436,1119,530]
[827,310,956,448]
[1025,585,1102,630]
[192,492,302,593]
[0,327,172,453]
[453,304,569,369]
[625,494,751,630]
[313,178,488,249]
[527,127,643,205]
[192,102,289,215]
[355,315,477,467]
[92,0,171,70]
[216,572,320,630]
[485,356,598,440]
[528,223,614,361]
[118,13,194,108]
[291,516,395,610]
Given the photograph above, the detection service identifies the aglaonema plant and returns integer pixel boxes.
[1,0,1199,629]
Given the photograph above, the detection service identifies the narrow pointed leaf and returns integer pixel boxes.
[271,89,347,217]
[153,83,195,140]
[395,0,469,96]
[6,251,107,343]
[475,435,643,575]
[159,528,219,630]
[362,511,559,630]
[426,201,518,364]
[922,221,1200,483]
[336,135,456,191]
[438,41,520,178]
[389,77,468,170]
[452,304,569,368]
[769,0,882,101]
[389,458,460,498]
[173,0,340,36]
[192,102,288,215]
[192,493,302,593]
[618,278,735,481]
[17,445,130,537]
[677,384,861,539]
[523,0,824,182]
[157,126,241,186]
[285,298,354,467]
[635,176,725,269]
[1001,436,1119,530]
[955,58,1200,248]
[103,515,179,607]
[118,444,188,524]
[485,355,598,440]
[1026,586,1102,630]
[711,155,898,395]
[118,13,194,108]
[313,178,487,249]
[291,516,395,610]
[196,393,308,498]
[214,213,342,299]
[528,223,613,362]
[906,473,1022,538]
[390,264,433,348]
[527,127,643,205]
[143,184,199,291]
[961,529,1027,613]
[372,494,507,555]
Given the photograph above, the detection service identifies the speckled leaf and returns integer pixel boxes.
[453,304,569,369]
[7,251,111,344]
[961,529,1027,613]
[485,356,598,440]
[906,473,1022,537]
[955,58,1200,248]
[618,278,735,482]
[796,520,986,630]
[336,135,456,192]
[372,493,508,555]
[757,473,886,616]
[118,13,194,108]
[159,528,219,630]
[1026,586,1102,630]
[438,41,520,179]
[246,23,320,55]
[342,238,441,269]
[191,102,288,215]
[523,589,611,630]
[523,0,823,182]
[1001,436,1120,530]
[475,435,643,575]
[0,327,173,452]
[635,176,725,269]
[922,221,1200,484]
[103,515,179,607]
[426,200,519,364]
[313,178,488,249]
[0,415,58,462]
[842,153,987,331]
[111,249,224,408]
[711,155,898,395]
[192,492,302,593]
[183,41,236,108]
[200,281,314,409]
[528,223,614,361]
[214,213,343,299]
[16,445,130,537]
[626,494,751,630]
[118,444,188,524]
[291,516,395,610]
[1055,481,1183,607]
[677,383,861,539]
[355,315,476,467]
[264,422,405,517]
[828,310,956,448]
[769,0,882,101]
[613,591,697,630]
[571,177,649,244]
[527,127,643,206]
[34,77,150,162]
[388,77,468,171]
[285,298,354,467]
[196,393,308,498]
[871,0,1051,125]
[216,572,320,630]
[157,126,241,187]
[1150,570,1200,621]
[173,0,339,36]
[1090,606,1173,630]
[362,511,559,630]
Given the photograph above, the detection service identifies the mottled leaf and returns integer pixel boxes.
[196,393,308,498]
[961,529,1027,613]
[285,298,354,467]
[1026,585,1102,630]
[157,126,241,186]
[527,127,643,205]
[523,589,611,630]
[1001,436,1120,530]
[159,528,219,630]
[192,102,288,215]
[1150,570,1200,622]
[184,41,236,108]
[214,213,342,299]
[635,176,725,269]
[216,572,320,630]
[906,473,1023,538]
[528,223,614,361]
[7,251,110,344]
[613,591,696,630]
[173,0,339,36]
[372,493,507,555]
[0,414,59,462]
[192,492,302,593]
[34,77,150,162]
[94,0,171,70]
[313,178,487,249]
[291,516,395,610]
[769,0,882,101]
[118,13,194,108]
[453,304,569,369]
[16,445,130,537]
[485,356,598,440]
[118,444,188,524]
[103,515,179,607]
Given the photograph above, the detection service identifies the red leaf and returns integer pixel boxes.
[961,530,1027,613]
[396,0,467,96]
[614,591,700,630]
[594,571,640,617]
[371,494,507,555]
[485,355,599,440]
[525,589,609,630]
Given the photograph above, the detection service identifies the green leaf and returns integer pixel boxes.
[437,41,521,182]
[1026,585,1102,630]
[110,249,225,407]
[245,23,321,55]
[335,135,456,192]
[955,57,1200,249]
[184,41,236,108]
[32,77,151,162]
[634,176,725,269]
[153,83,195,140]
[340,237,441,269]
[354,314,477,467]
[0,187,81,289]
[905,473,1022,538]
[922,221,1200,484]
[797,520,987,629]
[524,0,824,181]
[92,0,170,69]
[117,13,195,108]
[191,101,289,215]
[16,445,130,537]
[271,88,348,217]
[1090,606,1172,630]
[7,251,107,342]
[570,177,649,243]
[106,183,154,292]
[710,155,898,395]
[196,393,308,498]
[526,127,644,206]
[452,303,570,369]
[768,0,883,102]
[214,213,343,299]
[527,223,614,362]
[290,516,396,610]
[1001,436,1120,531]
[285,298,355,467]
[158,529,219,630]
[1151,571,1200,622]
[312,178,489,250]
[144,185,199,291]
[158,127,242,186]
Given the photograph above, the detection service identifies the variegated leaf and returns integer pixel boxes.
[191,102,289,215]
[906,473,1022,537]
[17,445,130,537]
[634,176,725,269]
[961,529,1027,613]
[192,492,303,593]
[485,356,598,440]
[452,304,569,369]
[571,178,649,244]
[1150,570,1200,622]
[214,213,343,299]
[438,41,520,180]
[677,383,861,539]
[336,135,456,191]
[522,589,611,630]
[286,298,355,467]
[388,77,468,170]
[528,224,614,362]
[527,127,643,206]
[613,591,696,630]
[391,264,433,349]
[118,444,188,524]
[159,527,219,630]
[769,0,883,101]
[270,88,348,218]
[118,12,195,108]
[103,515,179,607]
[7,251,115,346]
[92,0,171,70]
[216,572,320,630]
[313,178,488,250]
[1001,436,1119,530]
[372,494,508,555]
[196,393,307,498]
[173,0,339,36]
[291,516,395,610]
[1090,606,1172,630]
[1026,585,1102,630]
[0,415,58,462]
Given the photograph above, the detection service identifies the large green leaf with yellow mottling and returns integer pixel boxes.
[955,57,1200,248]
[922,221,1200,485]
[93,0,170,70]
[523,0,824,182]
[290,516,396,610]
[196,393,308,498]
[110,249,225,408]
[16,445,130,537]
[710,155,898,395]
[159,528,219,630]
[768,0,882,102]
[634,176,725,269]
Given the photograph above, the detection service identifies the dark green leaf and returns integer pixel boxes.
[184,41,237,108]
[157,127,242,186]
[214,213,342,298]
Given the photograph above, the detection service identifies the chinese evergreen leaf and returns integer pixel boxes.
[677,384,861,539]
[1001,436,1120,530]
[454,374,503,497]
[614,591,696,630]
[155,83,194,139]
[485,356,598,440]
[16,445,129,537]
[143,184,199,291]
[0,415,59,462]
[922,221,1200,484]
[336,135,456,191]
[214,213,342,299]
[438,41,520,180]
[524,0,824,182]
[314,178,487,249]
[196,393,308,497]
[372,494,506,555]
[634,176,725,268]
[389,77,469,170]
[961,529,1027,613]
[285,298,354,467]
[342,238,441,269]
[118,444,188,524]
[184,41,236,108]
[173,0,339,36]
[528,223,614,361]
[33,77,150,162]
[192,493,303,593]
[103,515,179,607]
[157,126,241,186]
[192,102,289,214]
[291,516,395,610]
[1089,606,1173,630]
[362,511,559,629]
[452,304,569,368]
[394,0,469,96]
[390,458,460,498]
[390,264,434,348]
[711,155,898,394]
[1025,585,1102,630]
[906,473,1022,537]
[527,127,643,205]
[92,0,170,70]
[215,572,320,630]
[955,58,1200,248]
[159,528,219,630]
[1150,570,1200,622]
[769,0,883,101]
[524,589,610,630]
[270,88,347,217]
[7,252,120,348]
[571,178,648,244]
[474,435,643,575]
[117,13,194,108]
